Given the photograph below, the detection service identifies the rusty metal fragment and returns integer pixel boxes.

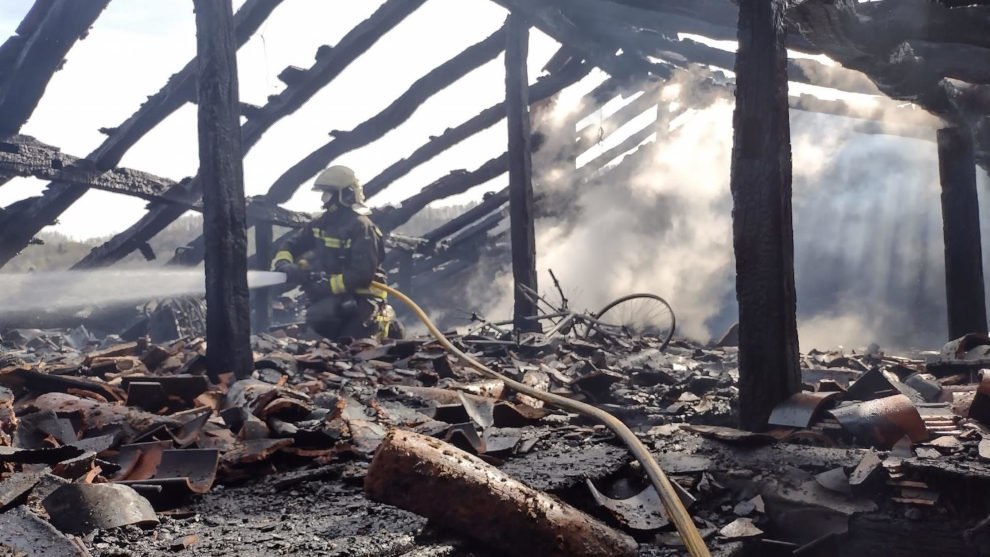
[365,429,637,557]
[0,506,91,557]
[43,483,158,534]
[768,390,840,428]
[828,394,928,448]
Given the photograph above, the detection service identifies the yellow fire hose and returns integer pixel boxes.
[372,282,711,557]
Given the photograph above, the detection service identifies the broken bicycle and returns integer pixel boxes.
[469,270,676,351]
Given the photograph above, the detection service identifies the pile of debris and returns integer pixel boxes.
[1,325,990,556]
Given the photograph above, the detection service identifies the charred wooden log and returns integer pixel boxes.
[194,0,253,380]
[505,16,540,332]
[71,0,424,269]
[938,126,988,339]
[730,0,802,430]
[0,0,110,135]
[0,0,282,270]
[365,429,638,557]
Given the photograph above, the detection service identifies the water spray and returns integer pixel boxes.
[0,269,285,314]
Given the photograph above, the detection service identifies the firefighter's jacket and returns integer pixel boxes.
[272,208,386,298]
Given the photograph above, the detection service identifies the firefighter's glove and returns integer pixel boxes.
[274,261,307,284]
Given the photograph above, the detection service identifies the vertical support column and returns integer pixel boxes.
[253,223,273,333]
[730,0,801,430]
[504,14,539,332]
[938,126,987,339]
[194,0,252,379]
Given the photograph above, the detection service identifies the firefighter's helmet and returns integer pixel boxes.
[312,165,365,206]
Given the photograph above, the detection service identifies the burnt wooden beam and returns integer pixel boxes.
[238,0,427,153]
[363,54,591,199]
[376,153,509,233]
[730,0,801,430]
[787,0,990,171]
[72,0,422,269]
[938,126,988,339]
[0,134,310,228]
[263,25,507,204]
[575,121,657,181]
[490,0,671,81]
[505,16,540,332]
[193,0,252,379]
[0,0,110,135]
[0,0,282,269]
[423,187,509,243]
[168,26,509,267]
[573,86,663,156]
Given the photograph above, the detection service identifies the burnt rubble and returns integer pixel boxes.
[0,327,988,556]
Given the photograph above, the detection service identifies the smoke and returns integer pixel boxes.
[454,67,965,352]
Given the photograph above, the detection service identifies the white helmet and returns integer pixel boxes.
[312,165,365,205]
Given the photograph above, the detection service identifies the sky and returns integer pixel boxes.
[0,0,564,240]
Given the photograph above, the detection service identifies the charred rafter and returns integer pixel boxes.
[0,135,310,228]
[167,25,510,266]
[0,0,110,135]
[363,53,591,199]
[786,0,990,168]
[490,0,672,81]
[72,0,425,270]
[263,25,509,204]
[0,0,283,269]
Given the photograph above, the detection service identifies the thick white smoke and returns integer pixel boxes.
[454,70,984,352]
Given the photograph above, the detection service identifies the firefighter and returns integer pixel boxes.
[271,165,389,340]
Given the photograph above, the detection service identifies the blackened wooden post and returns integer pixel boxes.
[730,0,801,430]
[504,14,539,332]
[194,0,253,379]
[938,126,987,339]
[253,223,273,332]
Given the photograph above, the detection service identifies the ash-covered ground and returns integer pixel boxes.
[2,324,990,556]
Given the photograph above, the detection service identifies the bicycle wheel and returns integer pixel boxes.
[590,293,675,349]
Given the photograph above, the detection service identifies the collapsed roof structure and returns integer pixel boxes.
[0,0,988,433]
